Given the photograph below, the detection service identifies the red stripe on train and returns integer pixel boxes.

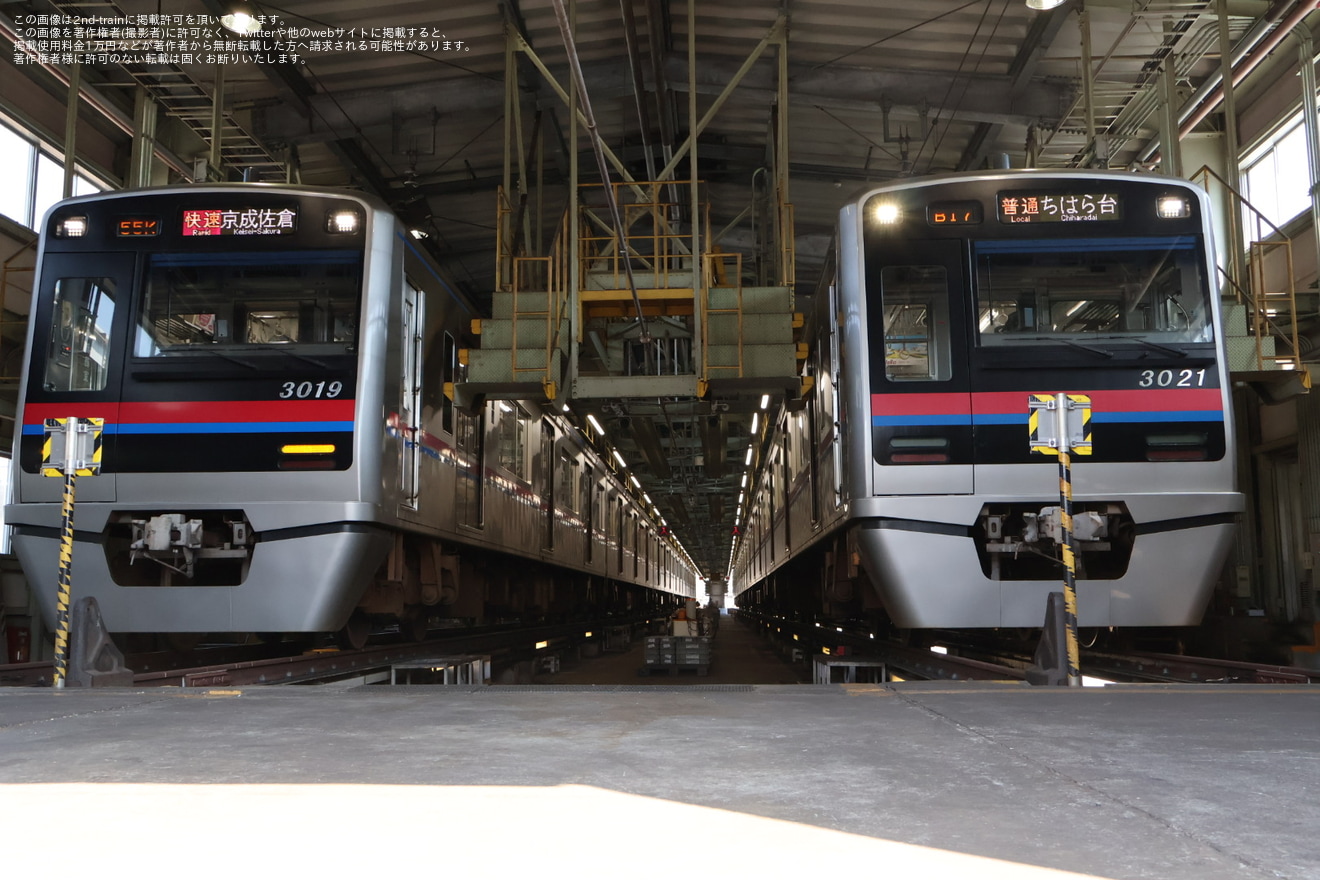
[24,399,356,425]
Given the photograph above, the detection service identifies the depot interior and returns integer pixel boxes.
[1,0,1320,667]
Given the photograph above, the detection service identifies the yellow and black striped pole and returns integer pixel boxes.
[53,457,77,688]
[52,417,79,689]
[1053,393,1082,687]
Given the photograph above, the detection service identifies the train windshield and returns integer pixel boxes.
[974,235,1211,347]
[134,250,362,357]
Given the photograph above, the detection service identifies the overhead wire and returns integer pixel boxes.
[549,0,650,343]
[910,0,1012,174]
[808,0,984,72]
[812,105,904,165]
[244,6,493,290]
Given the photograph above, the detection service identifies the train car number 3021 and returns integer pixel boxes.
[279,380,345,399]
[1138,368,1206,388]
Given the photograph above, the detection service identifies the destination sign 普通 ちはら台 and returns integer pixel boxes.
[182,207,298,236]
[997,192,1120,223]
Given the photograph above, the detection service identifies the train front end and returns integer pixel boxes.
[841,170,1244,628]
[7,186,394,634]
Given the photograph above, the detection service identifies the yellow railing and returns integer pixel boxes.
[490,177,797,392]
[496,187,571,397]
[576,180,696,293]
[1248,239,1300,372]
[1190,165,1302,373]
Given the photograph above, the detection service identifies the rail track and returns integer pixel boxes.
[0,616,657,688]
[739,611,1320,686]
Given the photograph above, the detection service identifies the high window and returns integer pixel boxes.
[1241,111,1313,240]
[0,119,104,230]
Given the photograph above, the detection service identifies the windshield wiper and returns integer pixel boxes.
[1092,336,1188,358]
[271,348,330,369]
[163,347,259,369]
[1042,338,1114,359]
[160,346,333,369]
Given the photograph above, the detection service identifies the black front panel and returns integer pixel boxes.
[24,190,367,473]
[865,239,972,467]
[861,174,1224,465]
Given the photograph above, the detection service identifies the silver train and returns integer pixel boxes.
[732,170,1243,629]
[9,185,696,642]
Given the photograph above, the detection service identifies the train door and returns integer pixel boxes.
[440,333,457,435]
[582,465,595,563]
[781,423,791,553]
[593,484,604,566]
[399,282,423,510]
[542,422,556,551]
[806,391,822,527]
[867,240,973,494]
[828,281,845,509]
[616,499,625,573]
[17,253,132,504]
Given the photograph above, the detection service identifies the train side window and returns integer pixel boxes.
[878,265,951,382]
[456,406,485,528]
[558,450,576,513]
[497,402,527,479]
[43,277,117,392]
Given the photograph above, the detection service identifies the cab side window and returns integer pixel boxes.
[44,277,117,392]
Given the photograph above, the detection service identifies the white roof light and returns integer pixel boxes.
[1156,195,1191,219]
[57,216,88,238]
[220,7,263,35]
[327,210,360,233]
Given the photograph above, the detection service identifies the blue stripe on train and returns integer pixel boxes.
[872,410,1223,427]
[19,421,356,435]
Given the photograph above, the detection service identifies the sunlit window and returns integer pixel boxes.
[1242,113,1313,241]
[33,152,63,229]
[0,124,33,224]
[0,118,106,229]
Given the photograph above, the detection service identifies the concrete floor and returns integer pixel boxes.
[0,619,1317,879]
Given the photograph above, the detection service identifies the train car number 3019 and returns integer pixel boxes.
[279,380,345,399]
